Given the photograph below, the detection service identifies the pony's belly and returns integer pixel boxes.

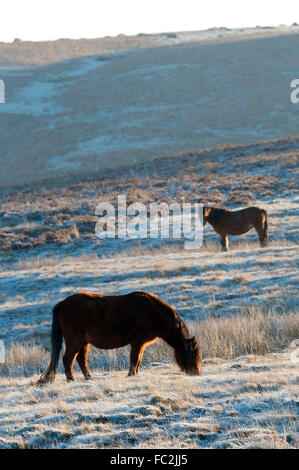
[92,341,130,350]
[85,317,134,349]
[88,333,131,350]
[228,224,253,236]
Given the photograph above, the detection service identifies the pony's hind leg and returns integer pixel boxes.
[220,235,229,252]
[76,343,92,380]
[255,210,268,247]
[259,236,268,248]
[255,224,268,247]
[63,346,79,382]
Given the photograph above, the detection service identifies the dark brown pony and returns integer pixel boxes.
[37,291,201,384]
[203,206,268,252]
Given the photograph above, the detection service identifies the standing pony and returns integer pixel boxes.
[203,206,268,251]
[37,291,201,384]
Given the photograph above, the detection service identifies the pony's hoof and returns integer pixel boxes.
[85,375,92,380]
[67,377,75,382]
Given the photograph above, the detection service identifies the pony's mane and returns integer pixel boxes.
[143,291,190,339]
[208,206,228,222]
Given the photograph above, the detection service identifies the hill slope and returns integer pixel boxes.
[1,26,299,188]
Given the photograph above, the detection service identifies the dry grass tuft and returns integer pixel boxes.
[194,306,299,360]
[0,342,49,377]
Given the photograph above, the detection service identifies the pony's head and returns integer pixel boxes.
[175,336,201,375]
[202,206,212,226]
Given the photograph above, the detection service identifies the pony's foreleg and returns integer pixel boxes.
[128,342,145,376]
[63,347,79,382]
[220,235,229,252]
[76,343,92,380]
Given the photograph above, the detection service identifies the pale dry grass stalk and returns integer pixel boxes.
[1,341,48,377]
[17,256,60,270]
[15,253,97,270]
[194,306,299,360]
[69,223,80,240]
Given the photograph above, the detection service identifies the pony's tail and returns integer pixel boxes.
[37,303,63,385]
[262,209,268,245]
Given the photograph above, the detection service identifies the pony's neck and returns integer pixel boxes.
[161,332,183,349]
[150,295,190,350]
[159,317,189,350]
[208,207,226,225]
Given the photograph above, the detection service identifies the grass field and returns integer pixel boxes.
[0,134,298,448]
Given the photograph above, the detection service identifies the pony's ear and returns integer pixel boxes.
[203,207,211,217]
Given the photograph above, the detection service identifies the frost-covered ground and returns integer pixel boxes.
[1,25,299,187]
[0,352,298,449]
[0,135,298,448]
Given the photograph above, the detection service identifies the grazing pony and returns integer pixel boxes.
[37,291,201,384]
[203,206,268,252]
